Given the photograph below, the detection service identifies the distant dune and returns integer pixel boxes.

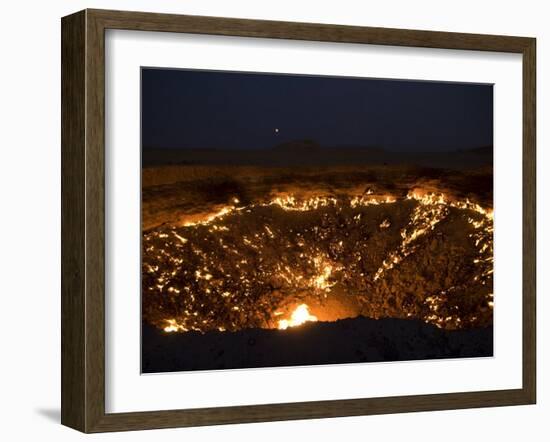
[142,145,493,169]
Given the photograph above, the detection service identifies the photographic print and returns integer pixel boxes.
[140,68,494,373]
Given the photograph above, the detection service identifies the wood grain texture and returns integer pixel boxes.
[60,8,537,433]
[84,10,107,432]
[522,38,536,403]
[61,10,86,432]
[90,8,532,52]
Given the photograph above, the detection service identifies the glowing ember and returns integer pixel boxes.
[163,319,188,333]
[277,304,318,330]
[268,195,338,211]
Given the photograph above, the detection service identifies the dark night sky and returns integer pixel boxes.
[141,68,493,152]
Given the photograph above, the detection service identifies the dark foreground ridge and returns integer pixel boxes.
[142,316,493,373]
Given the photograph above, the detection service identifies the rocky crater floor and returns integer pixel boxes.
[142,168,493,333]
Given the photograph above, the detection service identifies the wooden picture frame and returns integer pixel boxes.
[61,8,536,433]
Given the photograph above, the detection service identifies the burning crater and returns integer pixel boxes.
[142,189,493,335]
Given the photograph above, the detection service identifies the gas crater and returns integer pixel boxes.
[142,191,493,334]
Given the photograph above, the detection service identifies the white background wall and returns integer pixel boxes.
[0,0,546,440]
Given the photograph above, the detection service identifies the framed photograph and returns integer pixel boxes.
[61,9,536,433]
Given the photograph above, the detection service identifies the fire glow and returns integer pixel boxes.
[277,304,318,330]
[142,190,494,334]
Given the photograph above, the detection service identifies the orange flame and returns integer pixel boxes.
[277,304,318,330]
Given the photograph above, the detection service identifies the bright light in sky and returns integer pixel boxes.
[274,128,279,133]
